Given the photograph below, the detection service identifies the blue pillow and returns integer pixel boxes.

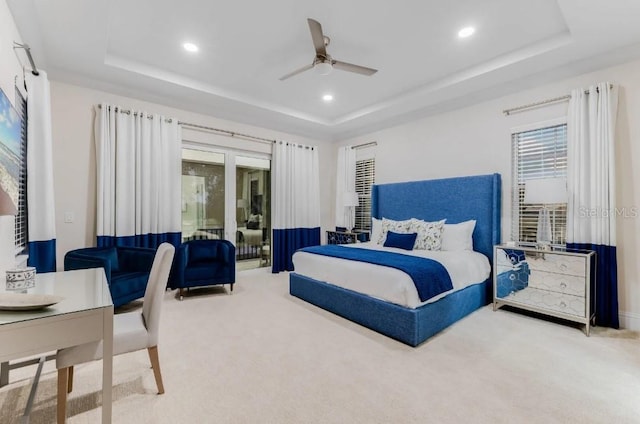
[383,231,417,250]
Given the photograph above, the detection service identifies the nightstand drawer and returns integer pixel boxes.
[528,271,585,297]
[509,288,585,318]
[526,254,586,277]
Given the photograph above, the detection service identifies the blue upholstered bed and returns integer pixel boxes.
[289,173,501,347]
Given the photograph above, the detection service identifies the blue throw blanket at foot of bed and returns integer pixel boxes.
[298,245,453,302]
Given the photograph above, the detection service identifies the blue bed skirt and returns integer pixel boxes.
[289,272,488,347]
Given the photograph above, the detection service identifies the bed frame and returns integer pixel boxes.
[289,173,501,347]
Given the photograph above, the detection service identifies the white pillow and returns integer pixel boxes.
[410,218,446,250]
[378,217,413,244]
[441,220,476,251]
[370,217,383,244]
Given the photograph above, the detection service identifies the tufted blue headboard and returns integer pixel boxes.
[371,173,501,261]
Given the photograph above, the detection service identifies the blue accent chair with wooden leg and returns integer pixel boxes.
[169,239,236,300]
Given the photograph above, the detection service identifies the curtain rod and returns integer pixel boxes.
[179,121,275,145]
[98,104,174,123]
[97,107,312,148]
[503,95,571,116]
[180,122,317,149]
[352,141,377,150]
[503,84,615,116]
[13,42,39,76]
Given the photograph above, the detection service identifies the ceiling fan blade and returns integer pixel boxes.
[279,63,314,81]
[307,18,327,57]
[332,60,378,76]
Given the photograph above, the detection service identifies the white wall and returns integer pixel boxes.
[48,81,333,268]
[0,0,26,273]
[338,58,640,330]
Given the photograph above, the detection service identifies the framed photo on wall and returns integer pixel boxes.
[0,88,22,211]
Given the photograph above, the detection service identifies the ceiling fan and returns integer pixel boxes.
[279,18,378,81]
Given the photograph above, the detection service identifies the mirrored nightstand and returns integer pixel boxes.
[493,244,596,335]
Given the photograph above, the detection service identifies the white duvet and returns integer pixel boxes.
[292,242,491,309]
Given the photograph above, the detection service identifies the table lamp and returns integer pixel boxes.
[236,198,248,221]
[524,177,567,249]
[343,191,359,232]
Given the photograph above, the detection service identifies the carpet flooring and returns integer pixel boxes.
[1,268,639,423]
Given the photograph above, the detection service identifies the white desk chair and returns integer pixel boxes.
[56,243,175,423]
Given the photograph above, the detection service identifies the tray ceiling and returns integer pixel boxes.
[8,0,640,141]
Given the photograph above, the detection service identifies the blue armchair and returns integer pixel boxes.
[169,239,236,300]
[64,246,156,307]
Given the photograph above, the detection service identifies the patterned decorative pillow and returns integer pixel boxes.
[378,218,413,244]
[410,218,446,250]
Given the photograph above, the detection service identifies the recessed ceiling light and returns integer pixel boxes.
[183,42,199,53]
[322,94,334,102]
[458,26,475,39]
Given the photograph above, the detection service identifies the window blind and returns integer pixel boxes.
[354,158,375,231]
[511,124,567,245]
[14,87,28,252]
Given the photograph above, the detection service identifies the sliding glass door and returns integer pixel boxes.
[181,146,271,270]
[235,156,271,270]
[181,149,225,240]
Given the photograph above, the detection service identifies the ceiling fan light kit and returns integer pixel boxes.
[314,60,333,75]
[280,18,378,81]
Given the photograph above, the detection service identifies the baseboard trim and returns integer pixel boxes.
[619,310,640,330]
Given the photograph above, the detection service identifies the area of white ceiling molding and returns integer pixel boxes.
[99,0,570,123]
[104,53,332,126]
[7,0,640,141]
[333,31,573,126]
[105,27,571,129]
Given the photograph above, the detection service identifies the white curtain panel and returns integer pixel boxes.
[335,145,356,229]
[95,104,181,247]
[567,82,618,245]
[26,71,57,272]
[272,141,320,229]
[272,141,321,272]
[566,81,619,328]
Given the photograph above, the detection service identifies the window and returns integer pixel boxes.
[511,122,567,245]
[354,158,375,231]
[14,87,28,253]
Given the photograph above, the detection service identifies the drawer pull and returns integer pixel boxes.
[560,301,567,308]
[560,282,567,289]
[560,264,568,271]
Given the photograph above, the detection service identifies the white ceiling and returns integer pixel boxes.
[8,0,640,141]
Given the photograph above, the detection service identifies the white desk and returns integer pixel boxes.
[0,268,113,423]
